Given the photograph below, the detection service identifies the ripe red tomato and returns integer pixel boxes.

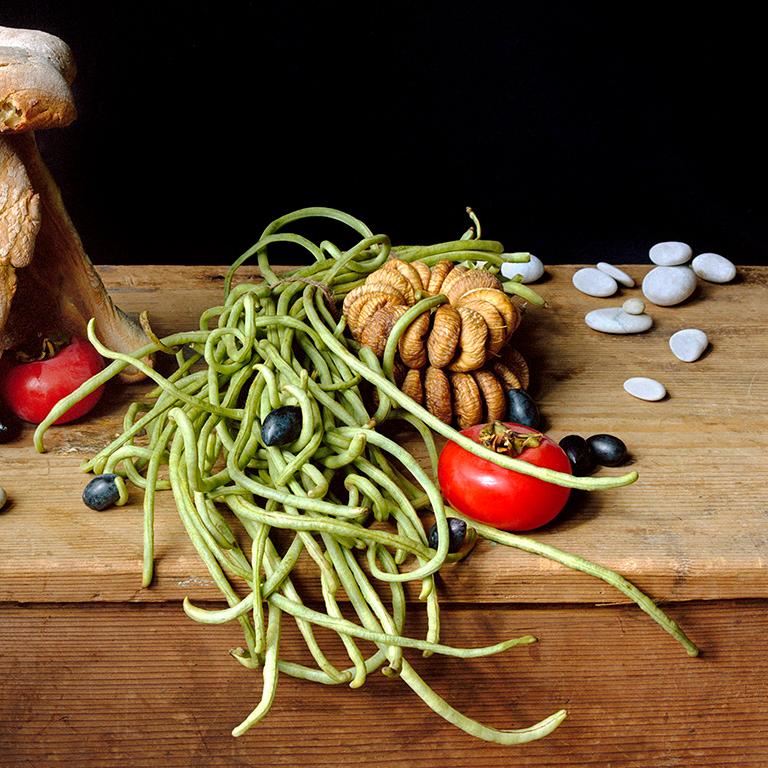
[0,336,105,425]
[437,422,572,531]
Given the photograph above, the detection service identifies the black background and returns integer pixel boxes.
[2,2,765,266]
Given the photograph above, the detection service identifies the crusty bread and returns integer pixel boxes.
[0,26,76,132]
[0,136,40,268]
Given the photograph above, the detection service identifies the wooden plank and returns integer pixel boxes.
[1,599,766,767]
[1,265,766,604]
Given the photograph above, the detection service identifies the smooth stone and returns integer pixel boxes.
[597,262,635,287]
[669,328,708,362]
[623,377,667,401]
[642,265,697,306]
[500,254,545,283]
[585,307,653,334]
[622,298,646,315]
[649,241,692,266]
[0,487,6,511]
[692,252,736,283]
[573,267,618,297]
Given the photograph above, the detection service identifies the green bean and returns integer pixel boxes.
[398,659,567,745]
[250,523,270,656]
[227,496,429,560]
[502,279,548,307]
[262,451,341,594]
[389,409,440,478]
[304,295,639,492]
[263,539,351,685]
[318,569,369,689]
[141,421,176,586]
[226,232,324,295]
[281,383,315,452]
[34,330,212,453]
[267,591,535,659]
[169,431,257,658]
[322,432,367,469]
[227,459,364,519]
[275,430,324,487]
[88,321,243,421]
[394,239,505,259]
[34,207,699,746]
[231,601,281,737]
[381,295,447,381]
[459,517,700,657]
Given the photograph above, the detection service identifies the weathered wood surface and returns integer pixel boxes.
[0,265,766,604]
[1,600,766,767]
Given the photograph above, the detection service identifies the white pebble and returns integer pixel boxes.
[623,377,667,401]
[622,298,646,315]
[642,265,697,306]
[585,307,653,334]
[0,487,6,511]
[572,267,618,297]
[500,254,545,284]
[597,262,635,287]
[649,241,692,266]
[669,328,708,363]
[691,252,736,284]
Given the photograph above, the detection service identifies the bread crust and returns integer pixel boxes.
[0,26,76,132]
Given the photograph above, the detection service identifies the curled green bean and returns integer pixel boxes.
[32,206,698,747]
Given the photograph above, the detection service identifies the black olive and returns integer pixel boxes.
[558,434,595,476]
[83,474,121,511]
[0,405,22,444]
[586,434,627,467]
[428,517,467,553]
[505,388,540,429]
[261,405,303,447]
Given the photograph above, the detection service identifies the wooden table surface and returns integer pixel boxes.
[1,264,767,766]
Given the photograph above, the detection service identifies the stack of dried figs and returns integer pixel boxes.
[342,259,532,428]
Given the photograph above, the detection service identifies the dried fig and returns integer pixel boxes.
[472,369,506,421]
[427,305,461,367]
[439,265,468,296]
[424,366,452,424]
[398,310,431,368]
[412,261,431,291]
[359,304,406,357]
[342,283,406,316]
[450,372,483,429]
[460,287,520,341]
[401,367,424,405]
[366,266,416,304]
[381,258,424,293]
[492,361,523,391]
[426,261,454,295]
[443,270,501,305]
[346,292,402,338]
[501,347,530,389]
[458,297,507,355]
[448,306,488,372]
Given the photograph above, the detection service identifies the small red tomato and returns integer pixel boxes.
[438,422,572,531]
[0,336,105,425]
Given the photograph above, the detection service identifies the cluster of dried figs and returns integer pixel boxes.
[343,258,531,428]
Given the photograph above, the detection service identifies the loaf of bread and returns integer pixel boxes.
[0,26,76,132]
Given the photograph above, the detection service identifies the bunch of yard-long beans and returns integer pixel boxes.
[34,207,698,744]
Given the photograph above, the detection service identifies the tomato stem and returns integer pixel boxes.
[14,332,71,363]
[478,421,544,456]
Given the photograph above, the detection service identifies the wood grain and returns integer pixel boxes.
[0,265,767,605]
[1,600,766,768]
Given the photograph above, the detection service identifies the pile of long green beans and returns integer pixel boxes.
[34,208,698,744]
